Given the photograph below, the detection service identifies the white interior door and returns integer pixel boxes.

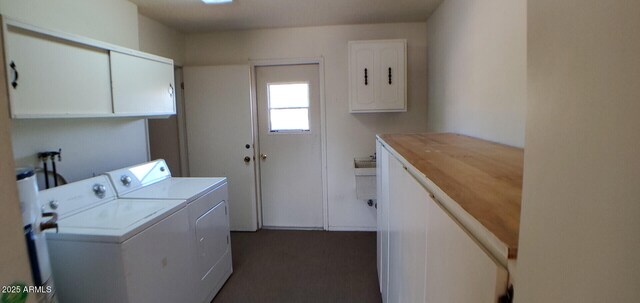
[184,65,258,231]
[256,64,323,228]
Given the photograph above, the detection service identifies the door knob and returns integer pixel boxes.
[260,153,267,160]
[244,156,251,163]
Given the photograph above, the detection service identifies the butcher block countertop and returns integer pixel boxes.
[378,133,523,263]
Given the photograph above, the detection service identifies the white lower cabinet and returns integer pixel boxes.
[377,141,508,303]
[376,141,390,301]
[425,198,508,303]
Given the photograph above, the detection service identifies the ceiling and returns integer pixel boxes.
[130,0,444,33]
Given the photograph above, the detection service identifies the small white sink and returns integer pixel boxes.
[354,158,376,176]
[354,157,376,200]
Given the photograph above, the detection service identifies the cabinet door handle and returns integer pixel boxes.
[388,67,392,85]
[168,84,174,98]
[364,68,368,86]
[10,61,18,89]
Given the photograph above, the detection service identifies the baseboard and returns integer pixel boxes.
[328,226,377,232]
[261,226,324,231]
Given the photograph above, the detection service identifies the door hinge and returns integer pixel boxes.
[224,205,227,215]
[180,82,184,89]
[226,235,229,244]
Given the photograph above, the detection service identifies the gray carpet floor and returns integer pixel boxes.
[211,230,382,303]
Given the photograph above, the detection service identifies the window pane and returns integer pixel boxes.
[270,108,309,131]
[268,83,309,108]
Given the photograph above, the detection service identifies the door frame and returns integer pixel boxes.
[250,57,329,230]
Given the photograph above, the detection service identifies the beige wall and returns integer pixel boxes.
[185,23,428,229]
[138,14,186,66]
[426,0,526,147]
[516,0,640,301]
[0,0,138,49]
[0,0,151,183]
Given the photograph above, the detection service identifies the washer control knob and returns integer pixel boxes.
[49,200,59,210]
[93,184,107,198]
[121,175,132,186]
[160,166,166,172]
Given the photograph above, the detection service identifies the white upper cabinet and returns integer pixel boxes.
[1,17,175,118]
[4,24,113,118]
[349,40,406,113]
[111,52,175,116]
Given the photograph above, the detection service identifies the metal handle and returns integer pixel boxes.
[260,153,267,160]
[10,61,18,89]
[40,212,59,233]
[244,156,251,163]
[169,84,174,98]
[388,67,392,84]
[364,68,368,86]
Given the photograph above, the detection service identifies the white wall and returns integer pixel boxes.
[138,14,186,66]
[426,0,526,147]
[185,23,428,230]
[11,119,149,182]
[0,0,150,183]
[516,0,640,302]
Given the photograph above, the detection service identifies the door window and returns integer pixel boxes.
[267,82,310,132]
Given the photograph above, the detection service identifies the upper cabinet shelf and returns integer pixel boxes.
[348,39,407,113]
[1,17,175,119]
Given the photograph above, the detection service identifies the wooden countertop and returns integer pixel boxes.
[378,133,523,260]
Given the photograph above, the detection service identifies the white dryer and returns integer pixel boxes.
[105,160,232,303]
[39,176,190,303]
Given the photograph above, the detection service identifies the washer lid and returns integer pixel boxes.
[46,198,186,243]
[120,177,226,201]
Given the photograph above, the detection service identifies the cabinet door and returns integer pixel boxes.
[386,154,405,303]
[376,141,391,302]
[387,154,429,303]
[376,42,406,111]
[110,51,175,116]
[400,167,428,303]
[349,42,375,111]
[425,198,508,303]
[4,25,113,117]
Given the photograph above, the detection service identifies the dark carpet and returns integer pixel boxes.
[211,230,382,303]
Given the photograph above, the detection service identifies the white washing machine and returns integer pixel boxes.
[105,160,232,303]
[38,175,190,303]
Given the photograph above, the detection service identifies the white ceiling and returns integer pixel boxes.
[130,0,443,33]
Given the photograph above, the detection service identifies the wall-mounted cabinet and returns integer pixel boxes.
[349,40,406,113]
[110,52,175,116]
[2,17,175,119]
